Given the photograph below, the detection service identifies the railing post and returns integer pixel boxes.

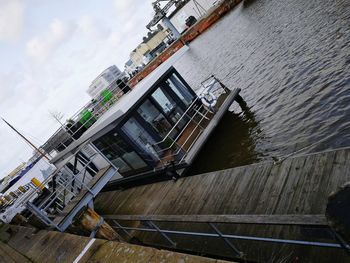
[112,220,133,239]
[146,220,177,247]
[328,227,350,255]
[208,222,243,258]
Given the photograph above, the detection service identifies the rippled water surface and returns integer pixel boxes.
[172,0,350,174]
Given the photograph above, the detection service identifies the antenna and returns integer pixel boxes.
[1,117,50,161]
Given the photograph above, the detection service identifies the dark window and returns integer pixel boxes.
[151,87,187,130]
[166,74,194,106]
[121,117,160,163]
[93,129,149,177]
[137,99,173,138]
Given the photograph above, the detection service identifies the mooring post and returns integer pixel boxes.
[76,207,120,241]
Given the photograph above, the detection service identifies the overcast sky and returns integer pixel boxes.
[0,0,154,179]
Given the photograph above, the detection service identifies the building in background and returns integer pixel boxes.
[129,26,173,69]
[87,65,125,98]
[169,0,218,33]
[124,59,137,78]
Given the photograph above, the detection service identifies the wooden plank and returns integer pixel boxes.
[0,242,31,263]
[102,214,327,226]
[237,163,270,214]
[154,172,216,215]
[309,150,337,213]
[243,162,274,214]
[256,158,293,214]
[201,169,239,214]
[286,154,317,214]
[187,169,233,214]
[327,149,350,193]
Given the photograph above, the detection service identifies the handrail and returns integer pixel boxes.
[44,80,130,152]
[18,143,87,204]
[156,108,208,165]
[152,97,201,147]
[152,78,229,161]
[154,104,205,155]
[102,214,328,226]
[56,84,131,150]
[19,140,100,205]
[105,213,349,257]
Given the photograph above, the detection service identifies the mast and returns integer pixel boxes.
[1,118,50,161]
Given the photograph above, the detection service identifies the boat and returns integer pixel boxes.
[11,47,244,231]
[50,47,243,188]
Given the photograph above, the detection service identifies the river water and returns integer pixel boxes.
[171,0,350,174]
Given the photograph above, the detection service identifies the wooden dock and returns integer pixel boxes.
[94,148,350,262]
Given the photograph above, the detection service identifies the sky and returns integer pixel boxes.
[0,0,155,179]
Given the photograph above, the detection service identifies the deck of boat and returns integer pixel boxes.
[94,147,350,262]
[156,88,240,168]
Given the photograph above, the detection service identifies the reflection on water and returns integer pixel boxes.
[188,106,264,174]
[173,0,350,173]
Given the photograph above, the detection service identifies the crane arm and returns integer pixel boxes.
[146,0,181,30]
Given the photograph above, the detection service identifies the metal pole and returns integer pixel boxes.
[328,228,350,255]
[209,223,243,257]
[146,220,177,247]
[1,118,50,161]
[113,220,133,240]
[109,225,346,249]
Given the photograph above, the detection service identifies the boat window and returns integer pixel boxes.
[137,99,172,138]
[151,87,185,125]
[166,74,194,106]
[92,130,148,176]
[123,151,148,170]
[121,117,160,162]
[151,88,177,114]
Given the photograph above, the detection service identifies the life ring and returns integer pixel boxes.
[199,90,217,109]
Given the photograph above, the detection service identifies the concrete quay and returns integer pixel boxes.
[0,224,233,263]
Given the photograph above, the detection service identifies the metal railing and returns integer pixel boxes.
[43,80,131,153]
[103,214,350,260]
[18,142,119,230]
[25,152,100,222]
[19,141,94,206]
[152,76,230,167]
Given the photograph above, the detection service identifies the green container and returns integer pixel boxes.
[79,110,96,129]
[101,89,113,103]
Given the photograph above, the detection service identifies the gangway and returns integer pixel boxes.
[20,143,120,232]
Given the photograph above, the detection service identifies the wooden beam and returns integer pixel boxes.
[102,214,327,226]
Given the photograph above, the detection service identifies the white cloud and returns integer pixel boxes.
[114,0,130,13]
[0,0,159,178]
[0,0,24,41]
[26,18,74,62]
[115,0,153,21]
[77,16,111,40]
